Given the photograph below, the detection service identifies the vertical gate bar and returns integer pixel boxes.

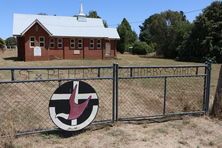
[112,64,116,123]
[202,66,207,112]
[205,61,212,113]
[68,69,70,79]
[58,80,61,87]
[130,67,133,77]
[115,64,119,121]
[11,69,15,81]
[58,69,60,79]
[98,68,101,78]
[48,69,49,79]
[196,67,199,75]
[163,77,167,115]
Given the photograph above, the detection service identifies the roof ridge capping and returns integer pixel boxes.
[21,19,52,36]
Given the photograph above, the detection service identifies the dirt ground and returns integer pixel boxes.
[1,116,221,148]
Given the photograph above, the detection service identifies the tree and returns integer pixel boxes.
[87,10,108,28]
[178,1,222,63]
[103,20,108,28]
[0,38,5,49]
[5,37,16,48]
[87,10,101,18]
[139,10,191,58]
[117,18,137,53]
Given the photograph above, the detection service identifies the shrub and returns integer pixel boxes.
[132,41,152,55]
[0,38,5,49]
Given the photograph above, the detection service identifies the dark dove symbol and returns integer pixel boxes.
[56,84,92,120]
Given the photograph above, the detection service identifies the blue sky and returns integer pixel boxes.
[0,0,214,39]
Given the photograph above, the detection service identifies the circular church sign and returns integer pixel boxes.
[49,81,99,131]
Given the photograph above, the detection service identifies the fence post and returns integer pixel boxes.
[115,64,119,121]
[112,63,116,123]
[202,66,207,112]
[205,61,212,113]
[163,77,167,115]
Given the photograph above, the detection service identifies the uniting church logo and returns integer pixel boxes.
[49,81,99,131]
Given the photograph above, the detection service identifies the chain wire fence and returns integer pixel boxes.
[0,63,211,138]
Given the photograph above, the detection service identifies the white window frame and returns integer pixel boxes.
[49,38,55,48]
[57,38,63,49]
[78,39,83,49]
[89,39,94,49]
[39,36,45,47]
[29,36,35,48]
[97,39,102,49]
[70,38,75,49]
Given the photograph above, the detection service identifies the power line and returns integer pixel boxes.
[108,8,204,27]
[184,8,203,14]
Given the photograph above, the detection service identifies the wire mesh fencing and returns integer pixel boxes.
[0,79,114,136]
[117,63,211,121]
[0,66,114,137]
[0,63,211,136]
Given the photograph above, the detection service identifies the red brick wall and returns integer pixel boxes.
[20,22,118,61]
[17,37,25,60]
[24,23,50,61]
[48,38,64,60]
[63,38,84,59]
[84,38,103,59]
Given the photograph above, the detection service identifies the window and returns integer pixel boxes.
[29,36,35,48]
[57,38,63,48]
[49,38,55,48]
[78,39,83,49]
[70,39,75,49]
[39,36,45,47]
[89,39,94,49]
[97,39,102,49]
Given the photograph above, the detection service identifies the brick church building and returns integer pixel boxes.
[13,4,120,61]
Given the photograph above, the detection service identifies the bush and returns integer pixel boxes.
[0,38,5,49]
[117,42,125,54]
[132,41,153,55]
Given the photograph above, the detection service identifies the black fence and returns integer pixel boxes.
[0,62,211,136]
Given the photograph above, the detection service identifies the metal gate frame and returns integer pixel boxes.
[0,62,211,136]
[112,61,211,121]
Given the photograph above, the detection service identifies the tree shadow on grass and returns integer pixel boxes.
[40,123,113,139]
[3,57,21,61]
[41,129,87,138]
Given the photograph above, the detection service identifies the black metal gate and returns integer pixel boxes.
[0,62,211,136]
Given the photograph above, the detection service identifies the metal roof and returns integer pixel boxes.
[13,13,120,39]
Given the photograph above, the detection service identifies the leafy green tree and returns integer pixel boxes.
[139,10,191,58]
[103,20,108,28]
[87,10,101,18]
[87,10,108,28]
[132,41,153,55]
[0,38,5,49]
[5,37,17,48]
[117,18,137,53]
[178,1,222,63]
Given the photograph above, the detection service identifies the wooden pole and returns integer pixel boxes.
[211,65,222,117]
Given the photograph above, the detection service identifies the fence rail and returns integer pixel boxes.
[0,62,211,136]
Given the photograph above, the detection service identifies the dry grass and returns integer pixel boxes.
[0,49,220,98]
[0,49,221,147]
[6,116,222,148]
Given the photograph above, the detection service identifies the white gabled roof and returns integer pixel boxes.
[13,13,120,39]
